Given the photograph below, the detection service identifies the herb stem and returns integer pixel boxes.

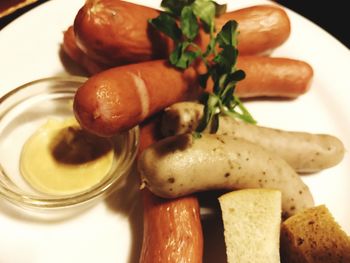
[149,0,256,132]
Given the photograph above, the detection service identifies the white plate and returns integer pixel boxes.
[0,0,349,262]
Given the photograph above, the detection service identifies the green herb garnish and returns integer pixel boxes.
[149,0,256,133]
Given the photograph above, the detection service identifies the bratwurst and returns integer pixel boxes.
[138,133,314,217]
[161,102,344,173]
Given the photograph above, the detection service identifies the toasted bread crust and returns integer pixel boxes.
[281,205,350,263]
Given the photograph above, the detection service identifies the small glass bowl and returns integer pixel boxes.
[0,77,139,219]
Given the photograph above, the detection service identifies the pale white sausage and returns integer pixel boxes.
[138,133,314,217]
[161,102,345,173]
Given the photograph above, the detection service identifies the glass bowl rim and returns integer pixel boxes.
[0,76,140,210]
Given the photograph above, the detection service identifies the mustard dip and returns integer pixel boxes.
[20,118,114,195]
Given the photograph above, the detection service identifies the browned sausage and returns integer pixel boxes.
[140,190,203,263]
[210,5,291,55]
[73,60,200,137]
[235,56,313,98]
[74,1,290,66]
[64,30,313,100]
[62,26,108,74]
[74,57,312,136]
[138,116,203,263]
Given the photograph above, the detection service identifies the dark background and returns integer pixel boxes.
[276,0,349,48]
[0,0,349,49]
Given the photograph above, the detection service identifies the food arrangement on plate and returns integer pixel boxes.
[63,0,350,261]
[1,0,350,262]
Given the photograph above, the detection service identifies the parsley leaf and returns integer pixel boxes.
[192,0,216,33]
[149,0,256,133]
[214,2,227,16]
[214,45,238,72]
[225,69,245,86]
[198,72,210,89]
[148,13,182,41]
[216,20,238,47]
[180,6,199,41]
[161,0,195,16]
[169,42,200,69]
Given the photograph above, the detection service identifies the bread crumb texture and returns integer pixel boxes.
[281,205,350,263]
[219,188,282,263]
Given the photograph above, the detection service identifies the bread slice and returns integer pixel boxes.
[281,205,350,263]
[218,189,282,263]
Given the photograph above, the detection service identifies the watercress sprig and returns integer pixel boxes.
[149,0,256,133]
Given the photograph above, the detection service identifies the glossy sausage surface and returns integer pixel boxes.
[74,57,313,136]
[73,60,200,136]
[74,0,168,66]
[140,190,203,263]
[217,5,290,55]
[62,26,108,74]
[74,1,290,66]
[236,56,313,98]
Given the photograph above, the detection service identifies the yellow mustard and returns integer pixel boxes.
[20,118,114,195]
